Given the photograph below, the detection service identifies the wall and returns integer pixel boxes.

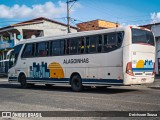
[151,24,160,74]
[15,21,77,39]
[77,20,99,31]
[151,24,160,37]
[43,21,77,36]
[155,38,160,74]
[98,20,119,28]
[77,20,119,32]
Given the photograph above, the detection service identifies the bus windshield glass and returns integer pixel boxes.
[132,28,155,46]
[9,44,23,68]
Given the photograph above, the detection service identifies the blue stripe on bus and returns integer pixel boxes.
[26,78,123,84]
[82,79,123,83]
[26,77,69,81]
[132,68,153,72]
[8,77,18,81]
[8,77,123,84]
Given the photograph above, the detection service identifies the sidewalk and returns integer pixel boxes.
[145,76,160,88]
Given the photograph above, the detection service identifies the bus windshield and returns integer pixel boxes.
[132,28,155,46]
[9,44,23,68]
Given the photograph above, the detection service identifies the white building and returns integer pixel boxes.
[0,17,77,74]
[141,23,160,74]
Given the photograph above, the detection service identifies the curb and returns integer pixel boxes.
[148,87,160,89]
[0,80,8,82]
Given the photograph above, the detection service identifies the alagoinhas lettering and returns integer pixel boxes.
[63,58,89,64]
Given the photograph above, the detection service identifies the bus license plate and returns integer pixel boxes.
[141,78,146,82]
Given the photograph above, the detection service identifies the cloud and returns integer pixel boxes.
[0,1,80,19]
[151,12,160,23]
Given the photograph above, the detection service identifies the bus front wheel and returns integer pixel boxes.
[71,75,83,92]
[19,74,28,88]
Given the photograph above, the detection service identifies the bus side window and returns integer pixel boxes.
[117,32,123,47]
[103,34,108,52]
[37,42,48,57]
[66,39,70,54]
[103,33,117,52]
[22,44,34,58]
[60,40,65,55]
[70,38,78,54]
[51,41,60,56]
[78,37,85,54]
[86,37,90,53]
[108,33,117,46]
[103,32,123,53]
[97,35,102,52]
[14,44,23,63]
[89,35,97,53]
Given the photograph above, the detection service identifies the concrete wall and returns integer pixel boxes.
[98,20,119,28]
[151,24,160,37]
[155,37,160,74]
[43,21,77,36]
[15,21,77,37]
[77,20,119,32]
[77,20,99,31]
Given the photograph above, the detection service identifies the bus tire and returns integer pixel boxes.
[71,75,83,92]
[19,74,28,88]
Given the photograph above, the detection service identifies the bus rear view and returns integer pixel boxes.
[124,27,155,85]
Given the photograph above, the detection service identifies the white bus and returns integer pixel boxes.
[8,26,155,91]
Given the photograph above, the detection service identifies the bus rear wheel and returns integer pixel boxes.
[19,74,28,88]
[71,75,83,92]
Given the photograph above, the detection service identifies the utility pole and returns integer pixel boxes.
[66,0,77,33]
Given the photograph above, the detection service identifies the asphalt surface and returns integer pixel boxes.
[0,77,160,120]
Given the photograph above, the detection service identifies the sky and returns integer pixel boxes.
[0,0,160,28]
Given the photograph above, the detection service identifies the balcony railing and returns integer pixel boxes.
[0,40,14,50]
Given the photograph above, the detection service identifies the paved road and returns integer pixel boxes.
[0,78,160,120]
